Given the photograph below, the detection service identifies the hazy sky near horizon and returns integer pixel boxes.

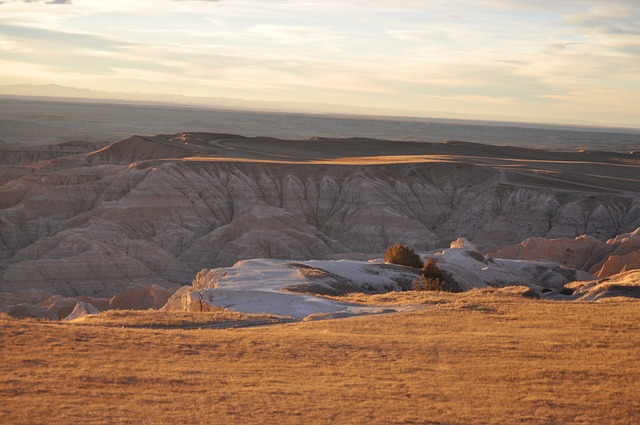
[0,0,638,127]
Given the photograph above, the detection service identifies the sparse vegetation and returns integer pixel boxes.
[414,275,443,291]
[1,294,639,424]
[413,258,444,291]
[70,309,278,327]
[421,258,442,280]
[383,243,424,268]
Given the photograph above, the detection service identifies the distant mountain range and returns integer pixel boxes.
[2,83,634,130]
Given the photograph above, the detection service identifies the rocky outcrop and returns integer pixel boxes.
[1,133,639,296]
[429,239,592,293]
[564,270,640,301]
[0,284,175,319]
[64,301,100,320]
[0,289,54,311]
[162,248,592,318]
[490,227,640,277]
[162,258,421,318]
[590,228,640,277]
[6,294,80,320]
[108,284,173,310]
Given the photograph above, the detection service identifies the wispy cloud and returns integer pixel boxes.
[2,0,73,4]
[247,24,342,46]
[0,0,638,126]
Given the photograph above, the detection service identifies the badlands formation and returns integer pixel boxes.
[1,132,639,318]
[492,227,640,277]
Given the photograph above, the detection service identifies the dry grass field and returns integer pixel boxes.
[70,309,283,328]
[1,291,639,424]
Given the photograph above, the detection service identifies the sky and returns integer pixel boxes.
[0,0,639,127]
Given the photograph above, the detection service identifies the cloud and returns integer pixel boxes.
[0,23,129,51]
[544,42,584,53]
[386,29,434,42]
[247,24,341,46]
[10,0,72,3]
[0,0,638,126]
[565,6,640,36]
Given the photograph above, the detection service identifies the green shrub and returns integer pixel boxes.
[384,244,424,269]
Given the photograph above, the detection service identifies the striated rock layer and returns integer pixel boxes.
[490,227,640,277]
[1,132,639,296]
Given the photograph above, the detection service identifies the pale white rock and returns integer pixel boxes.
[431,244,593,293]
[163,254,589,318]
[64,301,100,320]
[163,258,420,319]
[180,291,223,312]
[449,238,477,251]
[161,286,192,311]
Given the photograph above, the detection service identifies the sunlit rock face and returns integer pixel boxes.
[591,228,640,277]
[1,133,639,296]
[490,227,640,278]
[565,270,640,301]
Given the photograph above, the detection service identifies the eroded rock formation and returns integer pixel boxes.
[490,227,640,277]
[1,133,639,297]
[565,270,640,301]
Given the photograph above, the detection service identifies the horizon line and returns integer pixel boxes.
[1,84,640,134]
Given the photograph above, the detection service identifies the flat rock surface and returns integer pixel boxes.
[164,248,591,319]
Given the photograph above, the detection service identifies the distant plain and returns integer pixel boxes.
[1,97,639,151]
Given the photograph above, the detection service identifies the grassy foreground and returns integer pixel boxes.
[1,291,639,424]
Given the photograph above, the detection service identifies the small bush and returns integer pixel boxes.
[413,258,444,291]
[384,244,424,269]
[413,276,443,291]
[421,258,442,281]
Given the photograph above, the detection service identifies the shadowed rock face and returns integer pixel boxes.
[1,132,639,296]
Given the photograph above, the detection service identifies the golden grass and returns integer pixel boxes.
[330,286,538,305]
[70,309,278,328]
[1,293,639,424]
